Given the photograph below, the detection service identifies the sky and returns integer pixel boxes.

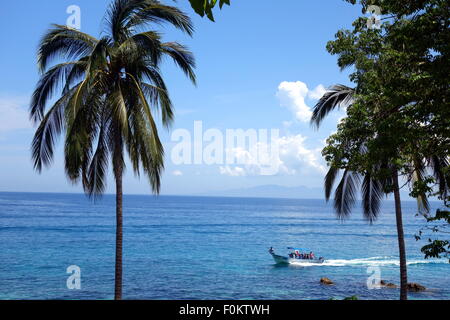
[0,0,366,196]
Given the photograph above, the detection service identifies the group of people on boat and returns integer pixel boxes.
[268,247,316,260]
[289,251,315,260]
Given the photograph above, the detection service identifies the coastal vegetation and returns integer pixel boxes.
[30,0,196,299]
[26,0,448,301]
[312,0,450,299]
[187,0,449,269]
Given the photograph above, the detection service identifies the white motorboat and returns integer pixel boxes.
[269,247,324,265]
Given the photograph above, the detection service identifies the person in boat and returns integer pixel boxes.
[310,252,315,259]
[269,247,274,254]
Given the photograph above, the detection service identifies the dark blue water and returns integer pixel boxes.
[0,192,448,300]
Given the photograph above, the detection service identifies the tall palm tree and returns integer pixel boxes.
[311,85,449,300]
[30,0,196,300]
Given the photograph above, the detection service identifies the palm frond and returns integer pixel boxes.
[62,58,89,94]
[119,31,163,64]
[84,118,110,199]
[30,61,85,123]
[161,42,196,84]
[64,79,95,182]
[129,1,194,37]
[85,38,111,81]
[130,102,163,192]
[311,84,354,128]
[362,173,383,223]
[31,87,78,172]
[31,0,196,200]
[127,72,164,193]
[38,24,98,72]
[411,157,430,214]
[108,82,130,140]
[140,82,173,127]
[325,166,340,201]
[429,155,450,199]
[105,0,142,42]
[334,169,361,220]
[139,65,173,126]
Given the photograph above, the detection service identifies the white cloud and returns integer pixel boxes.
[0,95,31,133]
[276,81,327,123]
[219,134,325,177]
[276,134,326,174]
[277,81,312,122]
[216,81,331,178]
[308,84,327,100]
[172,170,183,176]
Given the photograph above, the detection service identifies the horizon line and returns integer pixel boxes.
[0,190,433,204]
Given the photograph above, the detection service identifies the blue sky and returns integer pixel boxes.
[0,0,364,196]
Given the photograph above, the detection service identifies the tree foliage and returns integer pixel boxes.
[187,0,230,21]
[30,0,196,197]
[316,0,449,229]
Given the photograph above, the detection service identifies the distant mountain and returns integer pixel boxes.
[202,184,325,199]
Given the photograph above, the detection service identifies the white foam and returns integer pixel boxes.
[290,256,447,267]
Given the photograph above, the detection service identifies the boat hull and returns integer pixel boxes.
[271,253,324,265]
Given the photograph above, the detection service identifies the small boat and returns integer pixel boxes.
[269,247,325,265]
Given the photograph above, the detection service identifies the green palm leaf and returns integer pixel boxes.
[311,84,354,128]
[31,0,196,300]
[38,24,98,73]
[361,173,383,223]
[334,169,361,219]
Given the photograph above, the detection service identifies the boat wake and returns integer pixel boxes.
[289,256,446,267]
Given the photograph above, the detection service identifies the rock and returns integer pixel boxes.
[320,277,334,285]
[407,283,426,292]
[380,280,397,288]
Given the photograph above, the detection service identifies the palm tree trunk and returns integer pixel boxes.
[392,170,408,300]
[114,165,123,300]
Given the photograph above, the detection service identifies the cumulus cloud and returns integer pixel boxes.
[277,81,312,122]
[0,95,31,133]
[276,134,326,174]
[219,146,271,177]
[172,170,183,176]
[219,134,325,177]
[276,81,326,122]
[308,84,327,100]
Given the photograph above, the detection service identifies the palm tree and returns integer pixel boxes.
[30,0,196,300]
[311,85,449,300]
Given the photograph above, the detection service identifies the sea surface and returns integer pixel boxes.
[0,192,448,300]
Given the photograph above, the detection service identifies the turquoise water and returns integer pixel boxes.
[0,192,448,300]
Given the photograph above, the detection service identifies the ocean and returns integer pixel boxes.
[0,192,448,300]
